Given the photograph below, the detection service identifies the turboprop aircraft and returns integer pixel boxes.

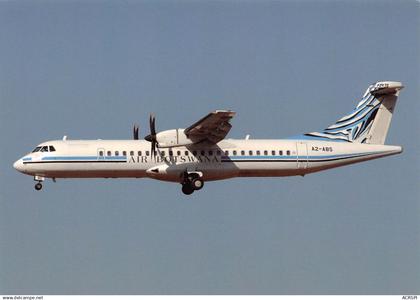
[13,81,403,195]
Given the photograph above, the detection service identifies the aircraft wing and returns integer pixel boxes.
[184,110,236,144]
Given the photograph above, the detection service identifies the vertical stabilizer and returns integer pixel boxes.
[364,91,398,145]
[304,81,403,144]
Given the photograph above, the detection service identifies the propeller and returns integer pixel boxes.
[133,124,139,140]
[144,113,158,157]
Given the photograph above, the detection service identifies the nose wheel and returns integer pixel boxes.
[35,182,43,191]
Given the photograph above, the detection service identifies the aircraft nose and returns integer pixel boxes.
[13,159,24,172]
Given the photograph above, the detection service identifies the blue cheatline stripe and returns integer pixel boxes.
[105,156,126,160]
[42,156,96,160]
[42,156,126,161]
[287,135,349,142]
[223,155,297,160]
[35,151,383,163]
[224,152,378,160]
[23,157,32,161]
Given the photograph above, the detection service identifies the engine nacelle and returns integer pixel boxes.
[156,129,193,148]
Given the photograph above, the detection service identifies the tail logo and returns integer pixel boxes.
[305,84,385,143]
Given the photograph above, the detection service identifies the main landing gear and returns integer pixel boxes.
[181,172,204,195]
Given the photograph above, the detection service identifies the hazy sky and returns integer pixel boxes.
[1,0,419,295]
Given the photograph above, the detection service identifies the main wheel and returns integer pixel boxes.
[35,183,42,191]
[182,184,194,195]
[191,178,204,190]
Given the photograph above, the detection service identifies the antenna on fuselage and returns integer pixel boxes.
[62,135,67,141]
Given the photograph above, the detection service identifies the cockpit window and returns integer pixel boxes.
[32,145,56,153]
[32,146,42,153]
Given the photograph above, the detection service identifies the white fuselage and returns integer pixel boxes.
[14,139,402,183]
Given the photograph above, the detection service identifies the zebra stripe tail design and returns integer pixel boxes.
[304,81,403,145]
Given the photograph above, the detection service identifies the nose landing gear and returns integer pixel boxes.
[181,171,204,195]
[34,175,45,191]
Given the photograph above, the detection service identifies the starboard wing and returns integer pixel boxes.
[184,110,236,144]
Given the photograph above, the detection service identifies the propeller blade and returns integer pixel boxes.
[133,124,139,140]
[145,113,158,159]
[145,114,156,142]
[150,113,156,136]
[151,140,156,158]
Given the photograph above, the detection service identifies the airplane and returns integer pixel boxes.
[13,81,403,195]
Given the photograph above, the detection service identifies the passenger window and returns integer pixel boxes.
[122,151,127,156]
[146,151,150,156]
[286,150,290,155]
[271,150,275,156]
[193,150,197,156]
[177,151,181,156]
[41,146,49,152]
[115,151,119,156]
[224,150,229,156]
[279,150,283,155]
[201,150,205,156]
[241,150,245,155]
[185,151,189,156]
[249,150,253,155]
[161,151,165,156]
[233,150,237,155]
[49,146,56,152]
[107,151,111,156]
[216,150,221,156]
[169,151,173,156]
[209,150,213,156]
[130,151,134,156]
[264,150,268,155]
[256,150,260,155]
[138,151,142,156]
[99,151,104,156]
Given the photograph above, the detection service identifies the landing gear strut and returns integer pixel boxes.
[181,172,204,195]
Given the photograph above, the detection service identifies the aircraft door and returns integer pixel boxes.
[296,142,308,169]
[97,148,105,161]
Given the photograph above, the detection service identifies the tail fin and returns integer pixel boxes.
[305,81,403,144]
